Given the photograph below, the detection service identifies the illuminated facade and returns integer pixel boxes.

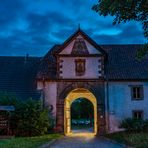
[37,29,106,135]
[36,29,148,135]
[1,29,147,135]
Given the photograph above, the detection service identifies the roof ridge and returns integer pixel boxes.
[0,56,41,58]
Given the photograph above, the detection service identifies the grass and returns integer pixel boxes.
[0,134,62,148]
[105,132,148,148]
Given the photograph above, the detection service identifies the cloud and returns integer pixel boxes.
[0,0,25,29]
[0,8,75,56]
[25,11,75,51]
[92,22,146,44]
[0,0,146,56]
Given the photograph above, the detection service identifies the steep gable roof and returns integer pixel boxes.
[37,44,148,80]
[53,29,107,55]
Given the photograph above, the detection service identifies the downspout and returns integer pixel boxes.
[42,75,45,108]
[106,76,110,132]
[104,54,110,133]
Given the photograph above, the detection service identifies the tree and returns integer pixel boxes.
[92,0,148,57]
[0,92,54,136]
[71,98,94,120]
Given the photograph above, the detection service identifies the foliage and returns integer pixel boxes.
[120,118,147,132]
[92,0,148,57]
[0,91,19,106]
[71,98,94,120]
[105,132,148,148]
[13,99,51,136]
[0,134,62,148]
[92,0,148,38]
[143,119,148,132]
[0,92,54,136]
[137,43,148,59]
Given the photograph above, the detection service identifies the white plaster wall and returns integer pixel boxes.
[37,81,57,117]
[108,82,148,132]
[60,35,100,54]
[37,81,44,90]
[59,57,101,79]
[85,40,101,54]
[60,40,75,54]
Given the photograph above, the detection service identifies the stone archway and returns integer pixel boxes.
[56,81,106,135]
[64,88,97,136]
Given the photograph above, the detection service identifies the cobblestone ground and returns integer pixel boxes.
[50,134,127,148]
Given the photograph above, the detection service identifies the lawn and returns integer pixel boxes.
[0,134,62,148]
[105,132,148,148]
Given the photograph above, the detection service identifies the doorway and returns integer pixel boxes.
[64,88,97,136]
[71,98,94,133]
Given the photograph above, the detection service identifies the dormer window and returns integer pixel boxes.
[75,59,85,76]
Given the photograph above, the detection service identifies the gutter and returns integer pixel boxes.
[104,55,110,132]
[106,77,110,132]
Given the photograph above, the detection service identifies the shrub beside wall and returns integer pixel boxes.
[0,92,54,136]
[120,118,148,132]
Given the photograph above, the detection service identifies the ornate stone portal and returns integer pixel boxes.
[56,81,106,135]
[64,88,97,135]
[37,29,107,135]
[35,29,148,135]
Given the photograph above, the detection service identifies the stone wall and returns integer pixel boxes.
[56,80,106,135]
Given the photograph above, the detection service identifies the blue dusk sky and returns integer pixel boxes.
[0,0,147,56]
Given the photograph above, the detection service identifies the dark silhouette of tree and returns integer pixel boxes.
[71,98,94,120]
[92,0,148,58]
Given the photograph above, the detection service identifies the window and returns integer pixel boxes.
[132,110,143,119]
[75,59,85,76]
[131,86,143,100]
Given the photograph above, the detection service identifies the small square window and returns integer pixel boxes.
[75,59,85,76]
[131,86,143,100]
[132,110,143,119]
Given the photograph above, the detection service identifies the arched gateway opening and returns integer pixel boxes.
[64,88,97,136]
[71,98,94,133]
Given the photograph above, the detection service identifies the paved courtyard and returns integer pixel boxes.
[50,134,127,148]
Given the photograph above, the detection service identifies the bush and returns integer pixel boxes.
[120,118,145,132]
[143,119,148,132]
[0,92,54,136]
[0,91,19,106]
